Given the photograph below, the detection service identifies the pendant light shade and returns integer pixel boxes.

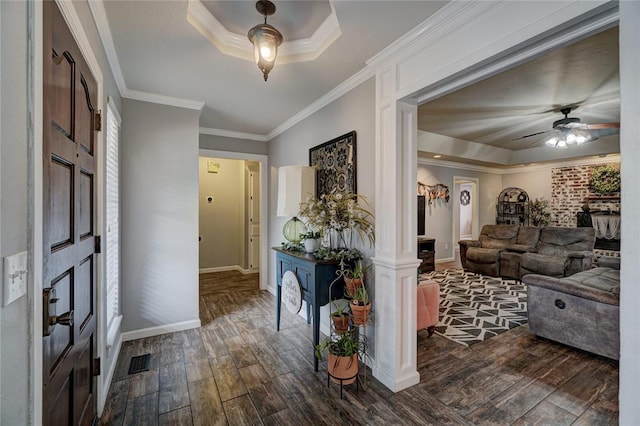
[248,1,283,81]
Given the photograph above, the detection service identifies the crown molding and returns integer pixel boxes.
[199,127,268,142]
[418,153,621,175]
[366,1,493,70]
[123,89,205,111]
[87,0,126,96]
[187,0,341,65]
[267,66,374,140]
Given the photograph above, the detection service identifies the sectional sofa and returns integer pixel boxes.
[459,224,596,280]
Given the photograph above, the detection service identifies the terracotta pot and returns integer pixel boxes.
[328,353,359,384]
[331,314,350,334]
[350,301,371,325]
[344,277,363,297]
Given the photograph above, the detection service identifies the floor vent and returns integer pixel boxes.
[128,354,151,375]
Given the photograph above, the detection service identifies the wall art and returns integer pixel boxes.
[309,131,356,197]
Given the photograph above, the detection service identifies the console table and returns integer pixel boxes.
[273,248,345,371]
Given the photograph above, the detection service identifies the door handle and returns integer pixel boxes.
[43,287,74,336]
[50,310,74,327]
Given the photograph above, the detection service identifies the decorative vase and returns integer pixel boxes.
[304,238,318,254]
[327,353,358,385]
[350,301,371,325]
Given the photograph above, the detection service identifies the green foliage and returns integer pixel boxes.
[315,330,366,361]
[280,241,304,252]
[590,165,621,194]
[312,247,363,261]
[331,303,349,317]
[299,231,321,240]
[349,259,368,279]
[528,198,551,227]
[351,285,369,306]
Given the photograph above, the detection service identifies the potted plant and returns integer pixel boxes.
[344,259,366,297]
[330,303,350,334]
[315,330,365,385]
[350,285,371,326]
[528,198,551,227]
[300,230,321,254]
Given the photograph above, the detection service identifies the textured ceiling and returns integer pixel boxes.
[418,26,620,153]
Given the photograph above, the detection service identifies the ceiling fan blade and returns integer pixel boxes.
[586,122,620,130]
[512,130,552,141]
[589,128,619,138]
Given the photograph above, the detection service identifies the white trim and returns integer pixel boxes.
[267,66,374,139]
[121,320,202,342]
[87,0,126,96]
[435,257,455,264]
[199,149,269,291]
[199,265,255,275]
[186,0,341,64]
[418,154,621,175]
[199,127,268,142]
[106,315,122,348]
[30,2,44,424]
[123,89,205,111]
[100,332,122,412]
[452,176,479,257]
[107,96,122,125]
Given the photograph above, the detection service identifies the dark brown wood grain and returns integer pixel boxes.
[98,269,619,425]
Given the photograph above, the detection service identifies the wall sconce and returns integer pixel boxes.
[277,165,315,243]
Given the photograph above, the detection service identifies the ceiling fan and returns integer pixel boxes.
[514,107,620,149]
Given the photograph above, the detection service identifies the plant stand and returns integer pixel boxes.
[325,261,369,399]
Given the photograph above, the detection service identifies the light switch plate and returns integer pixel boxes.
[3,251,28,306]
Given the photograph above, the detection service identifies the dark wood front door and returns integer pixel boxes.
[43,1,99,424]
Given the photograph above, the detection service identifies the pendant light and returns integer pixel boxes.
[247,0,283,81]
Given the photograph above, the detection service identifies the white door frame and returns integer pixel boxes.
[199,149,268,290]
[452,177,479,250]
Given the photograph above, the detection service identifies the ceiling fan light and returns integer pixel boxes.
[575,134,588,144]
[545,136,559,147]
[556,139,568,149]
[566,132,577,144]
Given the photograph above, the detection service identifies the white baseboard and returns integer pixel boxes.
[100,332,122,413]
[121,319,202,342]
[436,257,455,264]
[199,265,256,274]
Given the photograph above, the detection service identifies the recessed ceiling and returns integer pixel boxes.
[202,1,331,40]
[101,0,448,136]
[418,26,620,164]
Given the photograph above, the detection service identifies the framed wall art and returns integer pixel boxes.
[309,131,356,197]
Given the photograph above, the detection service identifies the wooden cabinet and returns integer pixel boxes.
[417,237,435,273]
[496,187,530,225]
[273,248,346,372]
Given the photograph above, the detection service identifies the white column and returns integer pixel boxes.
[619,2,640,423]
[372,65,421,392]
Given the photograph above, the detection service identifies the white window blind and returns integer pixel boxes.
[105,99,122,347]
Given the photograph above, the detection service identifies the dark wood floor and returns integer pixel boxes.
[99,268,618,425]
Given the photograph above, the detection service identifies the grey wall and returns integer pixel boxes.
[200,134,267,155]
[121,99,200,332]
[268,78,376,338]
[198,157,246,269]
[417,163,503,259]
[0,2,29,423]
[502,169,552,202]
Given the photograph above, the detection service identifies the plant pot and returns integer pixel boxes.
[350,301,371,325]
[344,277,363,297]
[331,314,350,334]
[328,353,358,385]
[304,238,318,254]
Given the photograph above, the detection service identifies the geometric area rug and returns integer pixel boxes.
[419,269,528,347]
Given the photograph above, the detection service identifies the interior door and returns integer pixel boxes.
[247,163,260,270]
[43,1,99,424]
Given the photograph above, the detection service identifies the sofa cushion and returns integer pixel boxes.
[536,227,596,257]
[523,267,619,305]
[467,247,501,264]
[516,226,541,249]
[520,252,566,277]
[479,225,519,249]
[563,267,620,296]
